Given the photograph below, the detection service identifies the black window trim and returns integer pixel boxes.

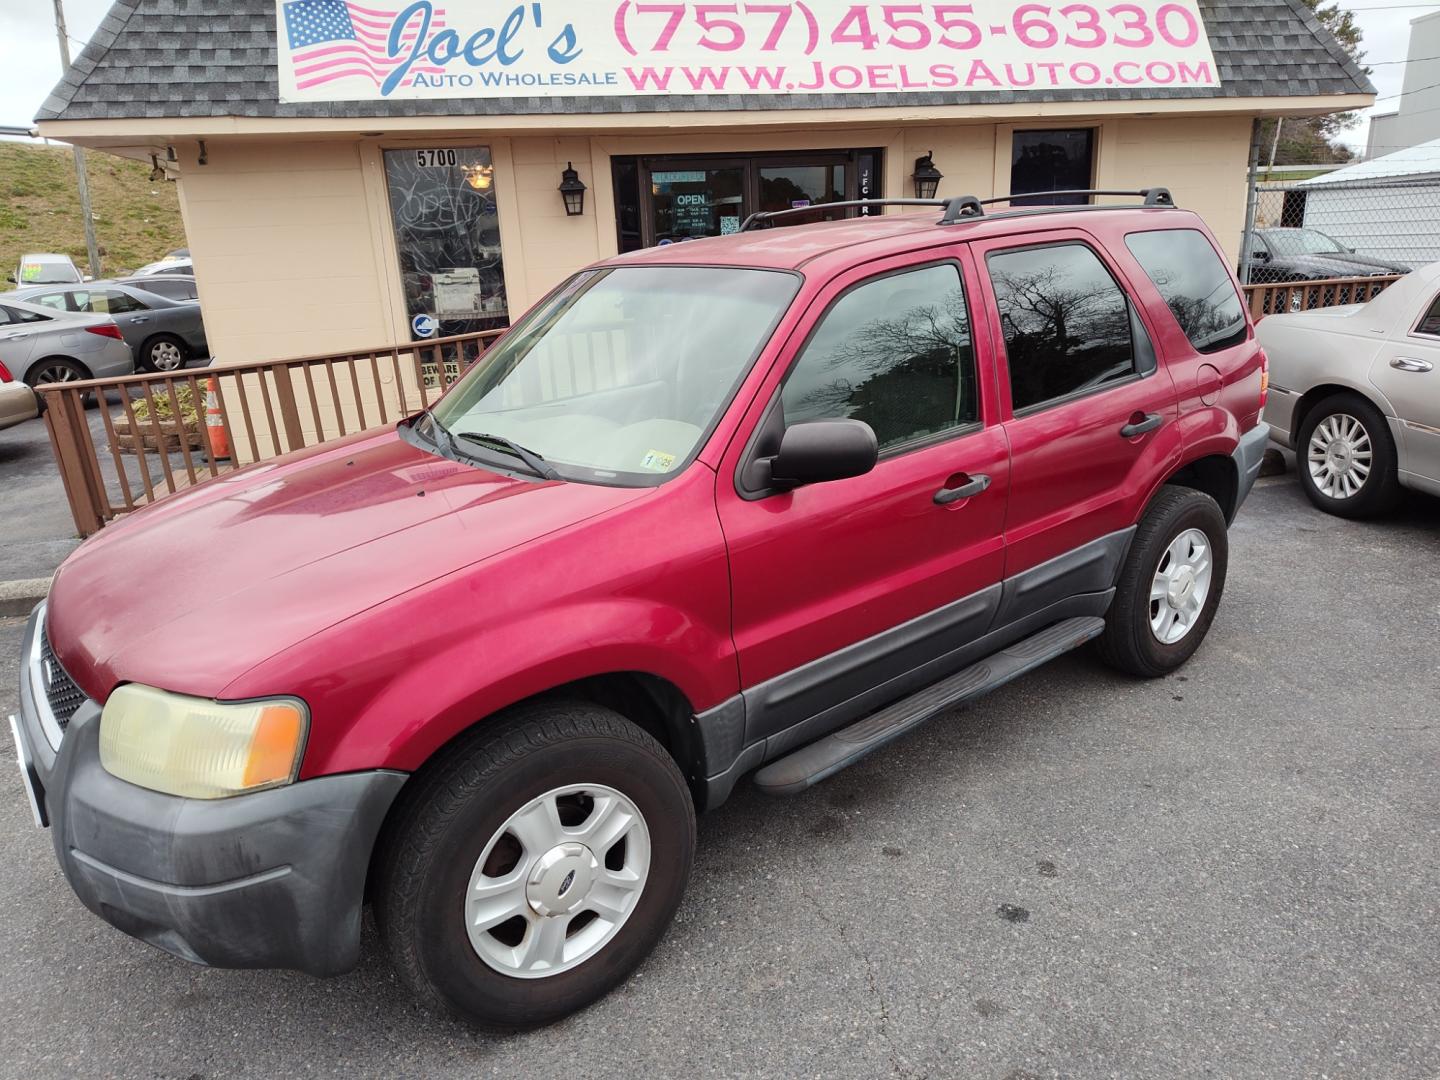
[736,255,985,500]
[985,238,1156,420]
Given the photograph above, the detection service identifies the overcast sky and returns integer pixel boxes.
[0,0,1432,154]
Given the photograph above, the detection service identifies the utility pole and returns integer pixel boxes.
[1267,116,1285,173]
[51,0,101,279]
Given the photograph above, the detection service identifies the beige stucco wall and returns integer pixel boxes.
[174,111,1253,381]
[177,140,400,363]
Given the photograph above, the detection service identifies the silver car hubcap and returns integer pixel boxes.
[150,341,183,371]
[1150,527,1213,645]
[1307,413,1371,499]
[466,783,650,979]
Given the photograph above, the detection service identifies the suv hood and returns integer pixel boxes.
[46,427,649,700]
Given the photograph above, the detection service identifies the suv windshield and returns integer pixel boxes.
[1263,229,1347,257]
[428,265,799,484]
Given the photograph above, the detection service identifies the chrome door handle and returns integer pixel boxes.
[934,474,991,505]
[1391,356,1433,372]
[129,316,149,324]
[1120,413,1164,438]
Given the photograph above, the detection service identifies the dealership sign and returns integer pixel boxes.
[275,0,1218,102]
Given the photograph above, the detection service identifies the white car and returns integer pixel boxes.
[1258,263,1440,517]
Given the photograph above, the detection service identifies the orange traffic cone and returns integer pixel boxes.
[204,377,230,462]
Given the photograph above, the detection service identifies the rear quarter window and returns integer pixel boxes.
[1126,229,1247,353]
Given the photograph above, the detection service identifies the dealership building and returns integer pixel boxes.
[37,0,1370,372]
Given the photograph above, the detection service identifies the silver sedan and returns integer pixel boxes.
[0,297,135,388]
[1258,263,1440,517]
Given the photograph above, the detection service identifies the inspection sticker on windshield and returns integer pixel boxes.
[640,450,675,472]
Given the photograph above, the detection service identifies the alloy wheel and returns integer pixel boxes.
[32,363,81,386]
[1307,413,1372,499]
[465,783,650,979]
[149,340,184,371]
[1149,527,1213,645]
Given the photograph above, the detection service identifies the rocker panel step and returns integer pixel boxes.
[752,616,1105,796]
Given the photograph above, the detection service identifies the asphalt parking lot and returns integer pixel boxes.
[1,477,1436,1079]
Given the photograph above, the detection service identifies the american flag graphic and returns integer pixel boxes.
[283,0,447,91]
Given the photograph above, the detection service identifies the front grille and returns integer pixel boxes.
[38,626,86,730]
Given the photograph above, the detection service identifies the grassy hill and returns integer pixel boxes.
[0,140,186,279]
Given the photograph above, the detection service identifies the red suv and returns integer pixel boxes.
[11,191,1268,1029]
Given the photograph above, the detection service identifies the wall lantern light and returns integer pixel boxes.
[559,162,587,216]
[912,151,943,200]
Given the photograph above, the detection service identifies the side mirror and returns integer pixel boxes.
[1251,250,1270,262]
[768,419,878,487]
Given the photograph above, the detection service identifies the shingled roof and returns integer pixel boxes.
[37,0,1373,123]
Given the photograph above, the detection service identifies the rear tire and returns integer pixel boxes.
[140,334,187,373]
[374,701,695,1031]
[1098,487,1228,678]
[25,357,95,407]
[1295,392,1401,519]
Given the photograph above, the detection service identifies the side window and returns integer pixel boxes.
[988,243,1137,413]
[29,293,70,312]
[1415,295,1440,337]
[93,289,147,314]
[781,263,978,452]
[0,305,50,324]
[1126,229,1247,354]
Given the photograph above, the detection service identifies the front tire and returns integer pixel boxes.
[1097,487,1229,678]
[1295,392,1401,519]
[374,702,695,1030]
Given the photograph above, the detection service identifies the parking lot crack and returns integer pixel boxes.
[796,867,908,1077]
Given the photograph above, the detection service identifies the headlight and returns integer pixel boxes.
[99,684,308,799]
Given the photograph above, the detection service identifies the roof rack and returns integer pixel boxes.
[737,188,1176,232]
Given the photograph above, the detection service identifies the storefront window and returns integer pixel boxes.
[613,150,883,248]
[758,165,846,219]
[1010,129,1096,206]
[383,147,509,347]
[651,166,746,243]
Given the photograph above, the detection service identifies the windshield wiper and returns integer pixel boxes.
[453,431,561,481]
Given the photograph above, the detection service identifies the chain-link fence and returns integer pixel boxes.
[1242,177,1440,285]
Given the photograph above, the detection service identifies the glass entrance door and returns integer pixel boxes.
[650,164,747,243]
[617,149,884,250]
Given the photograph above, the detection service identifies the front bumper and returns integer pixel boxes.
[11,605,407,977]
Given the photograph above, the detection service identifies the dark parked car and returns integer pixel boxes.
[113,274,198,302]
[5,281,207,372]
[1243,227,1411,284]
[12,190,1269,1030]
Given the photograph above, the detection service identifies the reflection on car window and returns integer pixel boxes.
[92,289,147,314]
[782,264,978,451]
[1126,230,1247,354]
[30,293,70,312]
[1262,229,1347,257]
[1416,295,1440,337]
[988,243,1136,411]
[430,266,799,482]
[0,305,51,324]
